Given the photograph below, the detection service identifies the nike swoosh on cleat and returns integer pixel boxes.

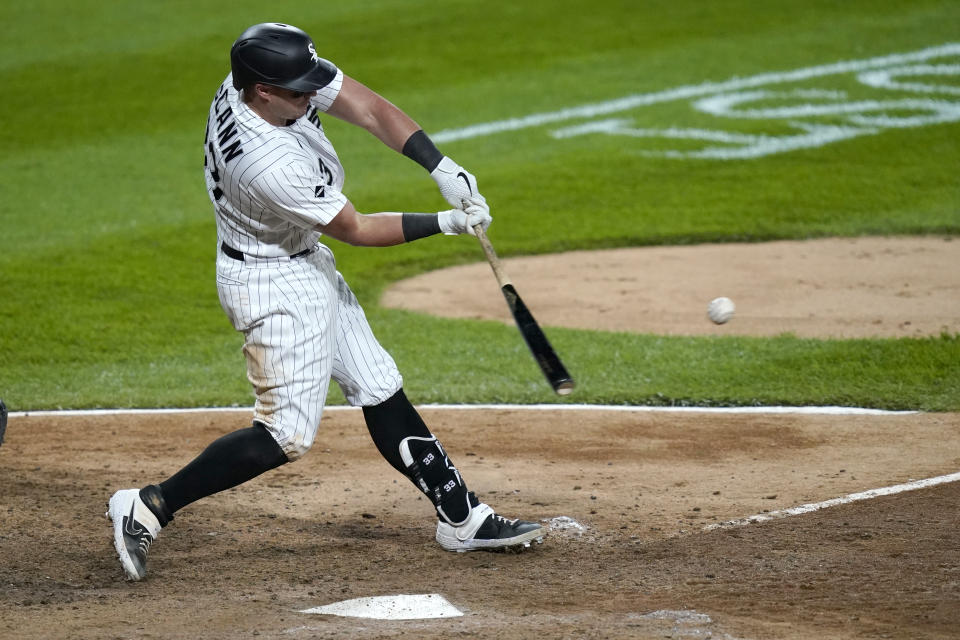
[124,501,146,537]
[456,172,473,195]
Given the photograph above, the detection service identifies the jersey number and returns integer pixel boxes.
[204,109,244,202]
[205,140,224,202]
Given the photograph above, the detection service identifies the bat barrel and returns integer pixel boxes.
[553,379,576,396]
[502,284,575,396]
[474,227,575,397]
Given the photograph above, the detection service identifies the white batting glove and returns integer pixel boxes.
[438,198,492,237]
[430,156,486,208]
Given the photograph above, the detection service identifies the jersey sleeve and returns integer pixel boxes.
[248,159,348,229]
[310,66,343,113]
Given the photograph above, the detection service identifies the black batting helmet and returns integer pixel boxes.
[230,23,337,92]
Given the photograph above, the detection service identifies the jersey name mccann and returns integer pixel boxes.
[208,86,245,164]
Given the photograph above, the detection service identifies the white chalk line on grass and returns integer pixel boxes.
[9,404,917,418]
[705,471,960,531]
[431,42,960,143]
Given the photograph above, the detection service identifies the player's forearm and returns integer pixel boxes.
[318,203,488,247]
[326,211,445,246]
[330,76,480,206]
[329,76,420,152]
[372,106,421,153]
[320,210,406,247]
[358,103,420,153]
[352,212,409,246]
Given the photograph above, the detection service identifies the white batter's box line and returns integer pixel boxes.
[430,42,960,143]
[417,404,918,415]
[9,404,918,418]
[704,470,960,531]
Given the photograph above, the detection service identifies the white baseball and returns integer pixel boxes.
[707,297,735,324]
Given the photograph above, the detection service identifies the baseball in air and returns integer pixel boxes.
[707,297,735,324]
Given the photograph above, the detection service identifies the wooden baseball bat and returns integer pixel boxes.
[0,399,7,447]
[472,225,575,395]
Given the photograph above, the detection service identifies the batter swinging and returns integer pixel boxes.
[106,22,545,581]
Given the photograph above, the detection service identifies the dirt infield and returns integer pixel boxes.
[3,236,958,638]
[2,408,959,639]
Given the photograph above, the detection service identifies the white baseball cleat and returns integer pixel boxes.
[106,489,161,581]
[435,503,546,552]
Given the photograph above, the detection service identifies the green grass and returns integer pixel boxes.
[1,0,958,411]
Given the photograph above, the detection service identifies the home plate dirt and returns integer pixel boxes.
[2,407,958,639]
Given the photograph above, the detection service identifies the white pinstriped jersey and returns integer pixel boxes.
[203,68,349,258]
[206,63,403,457]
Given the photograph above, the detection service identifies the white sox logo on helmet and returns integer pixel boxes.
[308,43,320,63]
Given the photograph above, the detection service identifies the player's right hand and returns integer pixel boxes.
[438,198,491,237]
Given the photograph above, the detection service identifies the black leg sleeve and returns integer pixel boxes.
[155,422,288,515]
[362,388,432,475]
[363,388,475,525]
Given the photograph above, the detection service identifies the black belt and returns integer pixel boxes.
[221,242,311,262]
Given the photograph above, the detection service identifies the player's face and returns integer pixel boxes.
[275,88,316,117]
[254,85,318,125]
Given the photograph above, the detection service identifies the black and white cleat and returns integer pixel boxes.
[436,504,548,553]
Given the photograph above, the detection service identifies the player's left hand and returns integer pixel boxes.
[430,157,486,208]
[438,198,491,237]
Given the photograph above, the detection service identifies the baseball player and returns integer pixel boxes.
[106,22,546,581]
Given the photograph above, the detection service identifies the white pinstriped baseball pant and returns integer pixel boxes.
[216,243,403,460]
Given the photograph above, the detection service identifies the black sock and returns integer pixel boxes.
[153,422,288,516]
[362,388,432,475]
